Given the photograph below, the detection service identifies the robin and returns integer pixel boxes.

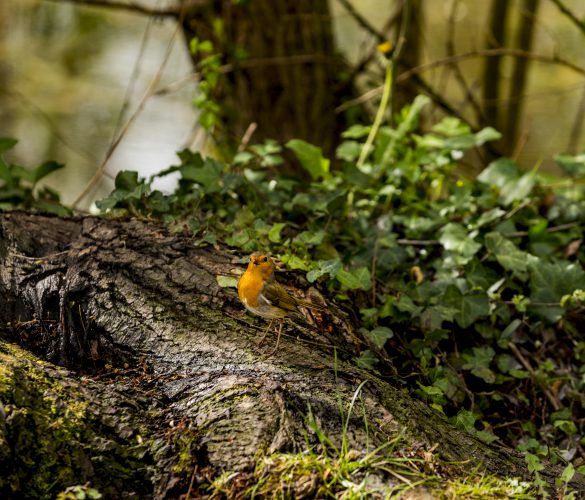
[237,253,326,356]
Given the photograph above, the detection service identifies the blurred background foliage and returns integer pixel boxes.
[1,0,585,489]
[0,0,584,208]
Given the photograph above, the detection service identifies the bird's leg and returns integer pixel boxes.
[257,319,274,346]
[265,320,284,358]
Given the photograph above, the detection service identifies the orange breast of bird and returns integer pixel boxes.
[238,254,290,319]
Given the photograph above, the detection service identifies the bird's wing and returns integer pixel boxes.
[261,279,299,313]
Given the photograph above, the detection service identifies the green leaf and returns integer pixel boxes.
[432,116,470,137]
[367,326,394,349]
[286,139,330,180]
[554,153,585,176]
[216,275,238,288]
[341,124,371,139]
[282,254,309,271]
[355,350,378,370]
[525,452,544,473]
[439,223,480,258]
[477,158,519,188]
[115,170,140,191]
[336,266,372,291]
[472,127,501,146]
[420,305,457,331]
[529,261,585,322]
[294,229,325,247]
[553,420,577,436]
[443,286,489,328]
[462,346,496,383]
[475,430,499,444]
[336,140,362,162]
[560,463,575,484]
[306,259,341,283]
[225,229,250,248]
[474,208,505,228]
[485,232,537,278]
[500,171,536,206]
[31,160,65,184]
[268,223,286,243]
[454,409,477,433]
[182,158,223,193]
[0,137,18,154]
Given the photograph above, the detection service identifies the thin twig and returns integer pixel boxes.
[340,48,585,112]
[550,0,585,38]
[399,47,585,80]
[508,342,561,411]
[336,0,384,42]
[72,4,188,208]
[237,122,257,152]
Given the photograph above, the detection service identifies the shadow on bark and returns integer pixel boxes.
[0,212,582,498]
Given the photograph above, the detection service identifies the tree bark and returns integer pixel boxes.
[183,0,343,159]
[0,212,583,498]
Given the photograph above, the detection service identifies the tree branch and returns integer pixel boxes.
[550,0,585,38]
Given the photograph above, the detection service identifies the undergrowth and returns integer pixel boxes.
[2,93,585,490]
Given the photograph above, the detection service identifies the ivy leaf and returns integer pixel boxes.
[477,158,519,188]
[268,223,286,243]
[554,153,585,177]
[182,158,223,193]
[485,232,537,279]
[355,350,379,371]
[439,223,480,260]
[294,229,325,247]
[525,452,544,473]
[454,409,477,433]
[31,161,65,185]
[462,346,496,383]
[115,170,140,191]
[443,286,489,328]
[472,127,501,146]
[529,261,585,322]
[336,266,372,291]
[420,305,457,331]
[500,171,536,206]
[306,259,341,283]
[367,326,394,349]
[286,139,330,180]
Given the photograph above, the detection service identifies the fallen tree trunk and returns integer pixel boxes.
[0,211,582,498]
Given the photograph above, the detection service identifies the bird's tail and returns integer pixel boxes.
[296,298,327,313]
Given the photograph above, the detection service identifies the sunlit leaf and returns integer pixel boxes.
[336,266,372,290]
[286,139,330,180]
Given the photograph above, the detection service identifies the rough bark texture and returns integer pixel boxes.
[0,212,583,498]
[183,0,343,159]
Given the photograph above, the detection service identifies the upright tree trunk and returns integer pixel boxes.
[504,0,541,156]
[183,0,343,160]
[1,212,583,498]
[483,0,510,132]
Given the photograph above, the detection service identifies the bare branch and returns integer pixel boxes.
[550,0,585,38]
[400,47,585,81]
[44,0,180,17]
[340,47,585,113]
[336,0,384,41]
[72,3,189,208]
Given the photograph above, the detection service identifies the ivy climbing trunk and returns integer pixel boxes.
[0,212,583,498]
[182,0,343,160]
